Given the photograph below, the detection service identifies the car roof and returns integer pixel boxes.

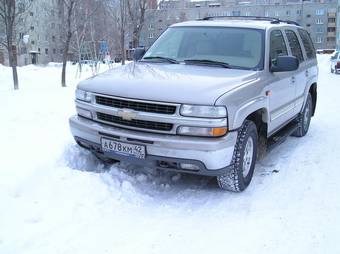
[171,20,301,30]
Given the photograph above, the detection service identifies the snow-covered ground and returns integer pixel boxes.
[0,56,339,254]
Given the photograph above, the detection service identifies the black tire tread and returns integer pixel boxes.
[217,120,257,192]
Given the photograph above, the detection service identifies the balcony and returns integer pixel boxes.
[327,12,336,17]
[327,32,336,37]
[328,22,336,27]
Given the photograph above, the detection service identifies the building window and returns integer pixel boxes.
[316,27,324,33]
[297,10,302,15]
[274,11,279,17]
[315,37,322,43]
[265,11,269,17]
[286,10,291,16]
[245,11,251,16]
[20,47,27,54]
[45,48,49,55]
[53,49,56,54]
[30,12,33,16]
[30,26,34,31]
[316,19,323,24]
[51,23,55,29]
[52,36,56,42]
[31,40,35,45]
[306,14,311,18]
[149,33,154,39]
[232,10,240,16]
[316,9,324,16]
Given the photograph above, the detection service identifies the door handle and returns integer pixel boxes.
[291,76,296,83]
[305,70,309,77]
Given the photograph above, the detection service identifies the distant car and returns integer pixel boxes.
[103,60,114,64]
[317,49,335,54]
[80,60,96,67]
[330,51,340,74]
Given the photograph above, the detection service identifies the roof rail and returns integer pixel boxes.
[200,15,300,26]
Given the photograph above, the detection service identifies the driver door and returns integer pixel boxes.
[268,29,296,134]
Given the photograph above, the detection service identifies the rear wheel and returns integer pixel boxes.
[217,120,258,192]
[292,93,313,137]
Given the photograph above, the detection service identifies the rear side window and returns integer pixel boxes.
[332,52,339,60]
[285,30,304,63]
[270,30,288,66]
[298,29,316,59]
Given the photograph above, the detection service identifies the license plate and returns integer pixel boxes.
[101,138,146,159]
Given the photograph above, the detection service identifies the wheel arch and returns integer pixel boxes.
[231,97,269,133]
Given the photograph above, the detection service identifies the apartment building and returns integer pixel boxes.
[142,0,338,50]
[15,0,63,66]
[337,0,340,49]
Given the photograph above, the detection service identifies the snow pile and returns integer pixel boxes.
[0,56,340,254]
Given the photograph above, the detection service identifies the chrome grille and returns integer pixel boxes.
[96,96,176,115]
[96,112,173,131]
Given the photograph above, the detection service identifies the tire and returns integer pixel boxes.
[292,93,313,137]
[217,120,258,192]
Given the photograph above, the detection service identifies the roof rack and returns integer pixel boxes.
[200,15,300,26]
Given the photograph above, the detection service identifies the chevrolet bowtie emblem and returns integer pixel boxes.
[117,109,138,121]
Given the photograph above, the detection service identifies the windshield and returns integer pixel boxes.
[143,26,264,70]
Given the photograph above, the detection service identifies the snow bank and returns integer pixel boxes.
[0,56,340,254]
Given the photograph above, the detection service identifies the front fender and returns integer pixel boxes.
[231,96,269,130]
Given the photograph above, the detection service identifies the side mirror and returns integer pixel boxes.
[271,55,299,72]
[133,47,145,61]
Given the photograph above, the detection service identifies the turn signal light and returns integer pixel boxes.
[211,127,228,137]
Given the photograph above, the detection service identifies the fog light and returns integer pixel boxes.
[180,163,200,171]
[76,107,92,119]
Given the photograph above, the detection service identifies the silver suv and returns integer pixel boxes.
[69,17,318,192]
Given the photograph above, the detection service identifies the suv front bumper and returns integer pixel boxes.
[69,115,237,175]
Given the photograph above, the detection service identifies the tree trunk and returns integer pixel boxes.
[61,36,71,87]
[8,45,19,90]
[121,28,125,65]
[12,66,19,90]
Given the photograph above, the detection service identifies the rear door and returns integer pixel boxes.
[268,29,296,133]
[297,29,317,113]
[284,29,307,116]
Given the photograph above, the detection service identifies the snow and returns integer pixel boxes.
[0,56,340,254]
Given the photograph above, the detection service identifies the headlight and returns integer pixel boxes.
[177,126,228,137]
[180,105,227,118]
[76,89,92,102]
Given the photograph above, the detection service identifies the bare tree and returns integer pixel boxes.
[118,0,127,65]
[60,0,77,87]
[60,0,102,86]
[106,0,127,65]
[127,0,147,48]
[0,0,31,90]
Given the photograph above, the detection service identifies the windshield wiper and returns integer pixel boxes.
[184,59,231,68]
[142,56,179,64]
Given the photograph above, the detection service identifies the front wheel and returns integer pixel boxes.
[217,120,258,192]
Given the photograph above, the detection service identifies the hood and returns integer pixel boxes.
[78,62,259,105]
